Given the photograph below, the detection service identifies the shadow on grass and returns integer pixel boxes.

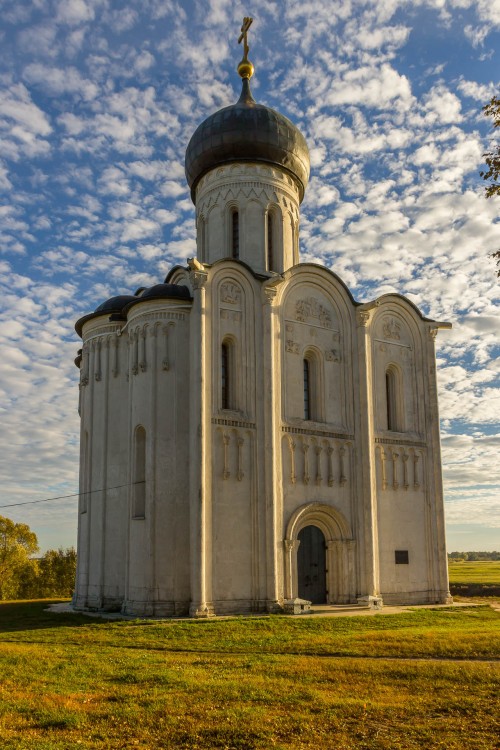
[0,600,117,633]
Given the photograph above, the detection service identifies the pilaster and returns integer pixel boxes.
[262,279,284,610]
[189,267,215,617]
[355,307,380,599]
[425,325,452,603]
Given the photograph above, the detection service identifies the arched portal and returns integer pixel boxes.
[284,503,356,605]
[297,525,327,603]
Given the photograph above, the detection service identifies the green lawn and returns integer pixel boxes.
[0,601,499,749]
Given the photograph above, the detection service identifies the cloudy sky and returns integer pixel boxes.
[0,0,498,554]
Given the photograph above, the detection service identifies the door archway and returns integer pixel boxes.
[284,502,356,605]
[297,525,327,603]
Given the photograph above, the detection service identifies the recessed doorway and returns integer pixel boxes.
[297,524,327,604]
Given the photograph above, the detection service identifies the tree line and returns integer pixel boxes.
[448,551,500,561]
[0,515,76,600]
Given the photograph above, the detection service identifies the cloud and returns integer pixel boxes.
[55,0,96,26]
[23,64,99,101]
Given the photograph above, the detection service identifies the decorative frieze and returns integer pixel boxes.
[283,425,354,441]
[377,445,424,492]
[284,437,351,489]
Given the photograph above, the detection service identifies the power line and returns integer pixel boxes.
[0,481,145,510]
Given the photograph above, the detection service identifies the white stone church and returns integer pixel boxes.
[73,41,452,616]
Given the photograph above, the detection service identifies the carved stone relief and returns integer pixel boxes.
[295,297,332,328]
[220,282,242,305]
[383,317,401,340]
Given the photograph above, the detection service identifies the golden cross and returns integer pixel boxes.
[238,16,253,60]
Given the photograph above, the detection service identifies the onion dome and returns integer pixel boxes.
[185,62,310,204]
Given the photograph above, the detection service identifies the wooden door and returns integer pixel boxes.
[297,525,327,604]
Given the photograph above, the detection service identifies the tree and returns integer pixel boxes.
[38,547,77,598]
[480,96,500,276]
[0,516,39,599]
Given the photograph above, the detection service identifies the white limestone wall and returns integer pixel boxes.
[208,267,266,612]
[276,267,362,605]
[75,318,129,611]
[195,163,300,274]
[123,299,192,616]
[370,299,451,604]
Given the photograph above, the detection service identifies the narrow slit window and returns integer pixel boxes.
[386,369,398,431]
[221,343,229,409]
[267,213,274,271]
[133,427,146,519]
[232,211,239,259]
[303,358,311,421]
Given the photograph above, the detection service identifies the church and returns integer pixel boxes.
[73,22,452,617]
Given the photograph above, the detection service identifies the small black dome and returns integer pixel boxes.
[75,294,139,337]
[185,78,310,203]
[123,283,192,313]
[140,284,191,301]
[94,295,138,314]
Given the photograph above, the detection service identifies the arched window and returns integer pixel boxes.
[220,341,232,409]
[385,366,402,432]
[133,426,146,519]
[231,210,239,259]
[267,212,274,271]
[303,358,311,420]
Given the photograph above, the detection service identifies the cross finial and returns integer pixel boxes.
[238,16,253,59]
[237,16,254,79]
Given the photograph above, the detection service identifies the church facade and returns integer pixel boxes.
[73,43,452,616]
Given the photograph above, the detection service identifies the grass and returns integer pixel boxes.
[448,560,500,597]
[0,601,499,749]
[448,560,500,585]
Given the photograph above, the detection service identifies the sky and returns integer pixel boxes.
[0,0,498,554]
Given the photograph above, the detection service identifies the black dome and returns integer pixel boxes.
[124,284,192,312]
[94,295,138,313]
[185,78,310,203]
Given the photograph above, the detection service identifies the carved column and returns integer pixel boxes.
[380,447,387,490]
[302,440,310,485]
[283,538,300,600]
[222,432,230,480]
[315,444,322,485]
[402,451,409,490]
[327,444,334,486]
[237,434,244,482]
[391,449,399,490]
[413,450,420,489]
[287,437,296,484]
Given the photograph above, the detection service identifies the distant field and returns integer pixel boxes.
[0,600,499,749]
[448,561,500,585]
[448,561,500,597]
